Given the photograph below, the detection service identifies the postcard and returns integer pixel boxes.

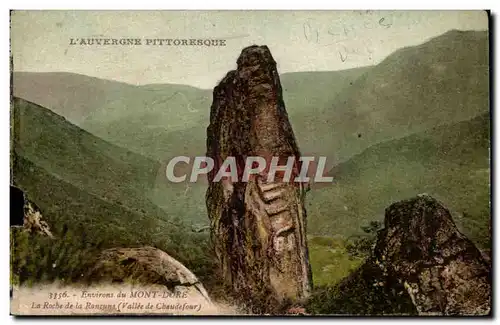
[9,10,491,316]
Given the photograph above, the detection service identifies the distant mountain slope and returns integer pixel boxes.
[12,30,490,236]
[11,97,214,279]
[12,72,137,125]
[281,67,371,119]
[12,97,165,221]
[307,113,491,248]
[81,83,212,141]
[13,69,370,164]
[298,30,489,166]
[11,97,209,228]
[13,31,488,167]
[13,71,213,161]
[12,68,369,163]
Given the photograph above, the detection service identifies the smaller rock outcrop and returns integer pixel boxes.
[87,246,212,304]
[10,185,54,238]
[310,194,491,316]
[373,194,491,315]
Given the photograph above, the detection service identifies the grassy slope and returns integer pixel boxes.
[308,113,491,248]
[13,72,213,161]
[280,67,371,156]
[12,97,164,218]
[11,155,215,285]
[281,67,371,122]
[80,84,213,161]
[307,236,364,287]
[294,30,489,166]
[12,155,168,248]
[11,98,215,284]
[12,72,138,126]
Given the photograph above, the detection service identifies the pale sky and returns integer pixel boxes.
[11,10,488,89]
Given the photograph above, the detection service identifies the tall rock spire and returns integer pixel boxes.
[206,45,312,312]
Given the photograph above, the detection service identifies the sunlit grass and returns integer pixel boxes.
[307,235,364,287]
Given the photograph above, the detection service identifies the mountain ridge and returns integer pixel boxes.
[11,96,167,221]
[13,30,489,168]
[307,113,490,248]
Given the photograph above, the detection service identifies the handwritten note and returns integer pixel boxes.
[302,13,393,63]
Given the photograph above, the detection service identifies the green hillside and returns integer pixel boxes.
[11,155,215,284]
[13,72,212,161]
[299,30,489,166]
[11,30,490,240]
[12,97,166,216]
[12,72,138,125]
[12,68,370,164]
[80,83,212,160]
[307,113,491,248]
[12,68,376,219]
[13,31,488,170]
[281,67,371,120]
[11,97,216,284]
[147,30,490,227]
[12,155,169,249]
